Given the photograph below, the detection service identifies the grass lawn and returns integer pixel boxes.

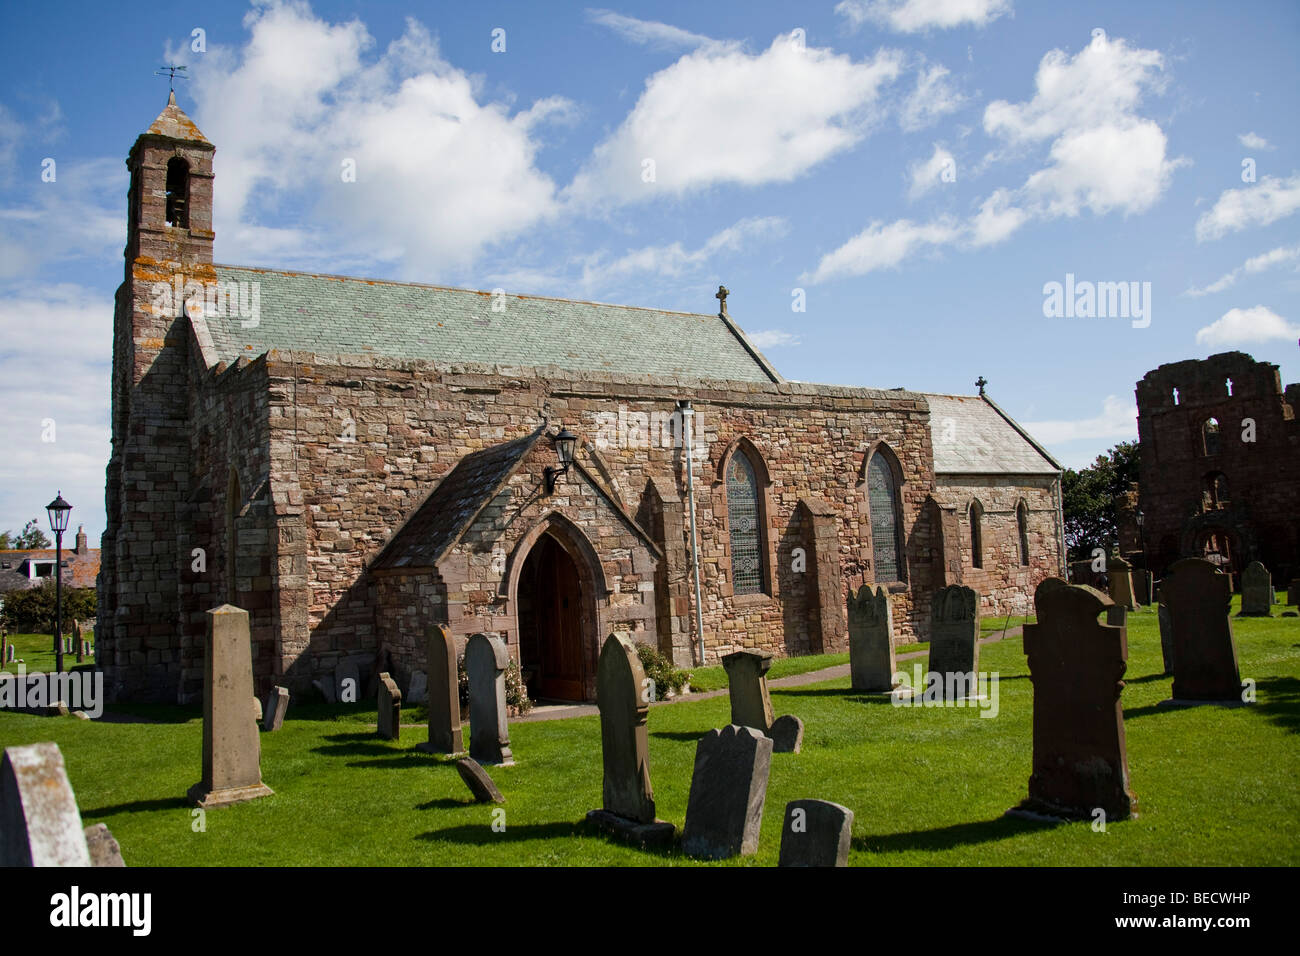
[0,598,1296,866]
[2,631,96,675]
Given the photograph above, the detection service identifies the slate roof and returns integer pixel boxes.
[371,427,546,570]
[924,394,1061,475]
[200,265,782,383]
[0,549,100,590]
[145,91,210,144]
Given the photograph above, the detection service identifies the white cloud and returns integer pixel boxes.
[565,35,903,208]
[180,2,570,280]
[1021,395,1136,445]
[579,216,787,289]
[0,157,125,279]
[968,187,1029,246]
[908,144,956,198]
[900,64,966,131]
[1186,244,1300,296]
[1022,119,1179,218]
[1195,173,1300,242]
[586,9,721,52]
[1194,305,1300,346]
[746,329,801,348]
[1238,131,1271,150]
[806,218,960,282]
[836,0,1012,33]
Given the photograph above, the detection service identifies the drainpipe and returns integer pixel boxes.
[679,400,705,666]
[1055,473,1067,578]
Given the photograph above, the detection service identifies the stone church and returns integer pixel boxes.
[98,96,1065,703]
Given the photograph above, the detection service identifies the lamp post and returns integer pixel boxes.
[544,427,578,494]
[1136,507,1149,604]
[46,492,72,674]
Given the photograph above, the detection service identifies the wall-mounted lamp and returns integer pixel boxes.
[544,426,578,494]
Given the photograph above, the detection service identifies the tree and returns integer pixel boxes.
[0,579,96,633]
[1062,441,1140,562]
[12,519,51,550]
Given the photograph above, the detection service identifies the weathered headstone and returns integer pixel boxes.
[770,714,804,754]
[83,823,126,867]
[1106,604,1127,629]
[263,686,289,732]
[778,799,853,867]
[5,644,14,664]
[848,584,899,693]
[455,757,504,804]
[929,585,980,700]
[1,742,92,866]
[252,695,262,724]
[186,605,274,808]
[74,622,84,663]
[1132,570,1154,607]
[585,634,674,845]
[418,624,463,755]
[1157,603,1175,675]
[681,725,773,860]
[407,669,428,705]
[722,650,775,733]
[1160,558,1243,704]
[81,641,91,660]
[377,672,402,741]
[1288,579,1300,606]
[335,660,360,704]
[465,633,513,766]
[1011,584,1136,821]
[1107,555,1136,611]
[1240,561,1272,617]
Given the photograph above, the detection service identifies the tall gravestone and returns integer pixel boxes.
[465,633,513,766]
[1239,561,1272,617]
[778,799,854,867]
[1107,555,1136,611]
[929,585,980,700]
[187,605,274,808]
[848,585,898,693]
[1011,583,1136,821]
[681,725,773,860]
[74,622,84,663]
[722,649,802,752]
[1160,558,1242,704]
[585,634,674,845]
[0,743,92,866]
[1157,603,1175,676]
[419,624,463,755]
[1287,579,1300,607]
[377,672,402,741]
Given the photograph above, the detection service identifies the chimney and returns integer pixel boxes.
[76,524,88,554]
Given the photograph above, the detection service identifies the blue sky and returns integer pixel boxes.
[1,0,1297,544]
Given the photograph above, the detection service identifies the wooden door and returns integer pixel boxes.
[536,536,586,701]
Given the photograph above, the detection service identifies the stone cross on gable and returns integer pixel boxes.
[716,285,729,316]
[976,376,988,396]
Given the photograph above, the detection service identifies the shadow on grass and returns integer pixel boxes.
[1124,672,1173,685]
[417,797,473,810]
[311,732,431,761]
[416,821,589,846]
[854,813,1060,854]
[650,730,713,742]
[100,704,200,725]
[1255,676,1300,734]
[86,796,191,816]
[346,754,437,769]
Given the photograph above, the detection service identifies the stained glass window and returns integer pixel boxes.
[726,452,763,595]
[868,453,901,582]
[970,500,984,569]
[1017,501,1030,566]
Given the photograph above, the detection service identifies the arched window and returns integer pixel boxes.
[1204,472,1229,510]
[226,469,240,603]
[969,499,984,569]
[166,157,190,228]
[725,451,764,596]
[866,450,903,583]
[1202,418,1220,456]
[1016,500,1030,567]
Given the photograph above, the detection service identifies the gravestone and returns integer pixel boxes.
[1107,555,1136,610]
[465,633,513,766]
[312,677,336,704]
[83,823,126,867]
[1132,570,1154,607]
[1011,584,1136,821]
[377,672,402,741]
[929,585,980,700]
[455,757,504,804]
[585,634,675,845]
[1106,604,1127,629]
[1160,558,1243,704]
[74,622,84,663]
[1,742,92,866]
[252,696,262,724]
[722,650,775,733]
[81,641,91,660]
[407,669,428,706]
[848,584,899,692]
[1289,579,1300,606]
[778,799,854,867]
[335,661,360,704]
[770,715,804,753]
[263,686,289,732]
[5,644,14,663]
[418,625,463,755]
[1240,561,1272,617]
[186,605,274,808]
[681,725,773,860]
[0,635,6,666]
[1157,603,1175,675]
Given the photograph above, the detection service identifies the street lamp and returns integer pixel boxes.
[1135,507,1149,604]
[46,492,72,674]
[544,427,578,494]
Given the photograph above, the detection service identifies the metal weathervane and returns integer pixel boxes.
[154,64,189,91]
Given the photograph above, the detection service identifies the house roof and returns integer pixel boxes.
[145,91,211,144]
[923,394,1061,475]
[198,265,783,384]
[0,549,101,589]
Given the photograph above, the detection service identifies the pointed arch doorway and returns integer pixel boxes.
[517,531,591,702]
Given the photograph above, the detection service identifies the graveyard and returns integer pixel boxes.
[1,592,1295,867]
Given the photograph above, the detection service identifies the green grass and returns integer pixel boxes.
[2,631,96,675]
[1,599,1296,866]
[685,651,852,693]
